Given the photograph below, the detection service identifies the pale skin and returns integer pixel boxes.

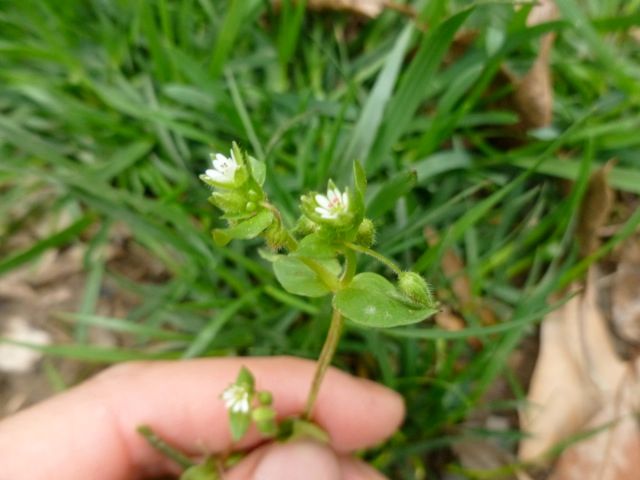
[0,356,405,479]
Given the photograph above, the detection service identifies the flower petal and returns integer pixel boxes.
[327,188,339,204]
[315,194,330,208]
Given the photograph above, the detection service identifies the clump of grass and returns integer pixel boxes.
[1,0,639,476]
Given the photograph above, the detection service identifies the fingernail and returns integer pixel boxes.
[253,440,341,480]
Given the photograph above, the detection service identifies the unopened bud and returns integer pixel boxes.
[252,406,277,437]
[398,272,435,308]
[292,215,318,237]
[355,218,375,247]
[264,221,290,251]
[258,391,273,406]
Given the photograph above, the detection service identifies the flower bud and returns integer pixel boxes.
[355,218,375,247]
[252,406,277,437]
[292,215,318,237]
[258,391,273,406]
[264,220,290,251]
[398,272,436,308]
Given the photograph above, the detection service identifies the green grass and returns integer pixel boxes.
[1,0,640,477]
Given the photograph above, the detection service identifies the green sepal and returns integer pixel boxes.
[236,366,255,389]
[277,418,330,444]
[212,210,274,246]
[333,272,437,328]
[229,410,252,442]
[180,458,219,480]
[273,255,341,297]
[247,156,266,186]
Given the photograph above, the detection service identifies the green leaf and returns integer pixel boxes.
[333,273,437,328]
[277,418,330,444]
[368,8,474,171]
[294,233,339,259]
[212,210,274,246]
[343,25,414,170]
[353,160,367,198]
[273,256,341,297]
[248,156,266,186]
[229,410,252,442]
[367,169,417,218]
[236,366,255,389]
[181,458,219,480]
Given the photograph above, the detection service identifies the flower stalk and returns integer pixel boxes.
[303,307,344,420]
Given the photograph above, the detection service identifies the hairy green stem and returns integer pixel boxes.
[344,242,402,275]
[304,308,344,420]
[137,425,194,469]
[341,249,357,285]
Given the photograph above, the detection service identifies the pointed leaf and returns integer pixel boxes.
[334,272,437,328]
[212,210,274,246]
[248,156,266,186]
[353,161,367,197]
[229,410,251,442]
[180,458,219,480]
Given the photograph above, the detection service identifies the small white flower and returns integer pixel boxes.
[204,150,239,185]
[221,384,251,414]
[314,185,349,220]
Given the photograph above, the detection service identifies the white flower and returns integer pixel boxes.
[204,150,239,185]
[314,185,349,220]
[221,384,251,414]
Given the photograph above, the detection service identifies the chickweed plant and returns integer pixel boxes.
[203,142,438,433]
[140,143,438,478]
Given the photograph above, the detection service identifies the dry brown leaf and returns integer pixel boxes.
[519,266,640,476]
[611,236,640,347]
[551,394,640,480]
[512,0,558,129]
[518,269,629,461]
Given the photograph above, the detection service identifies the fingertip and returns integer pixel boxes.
[311,368,406,451]
[227,440,341,480]
[340,457,389,480]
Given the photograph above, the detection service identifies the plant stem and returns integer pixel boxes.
[303,308,344,420]
[341,248,357,285]
[137,425,194,469]
[344,242,402,275]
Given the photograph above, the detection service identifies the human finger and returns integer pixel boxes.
[0,356,404,479]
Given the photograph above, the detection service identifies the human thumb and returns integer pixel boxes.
[251,440,341,480]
